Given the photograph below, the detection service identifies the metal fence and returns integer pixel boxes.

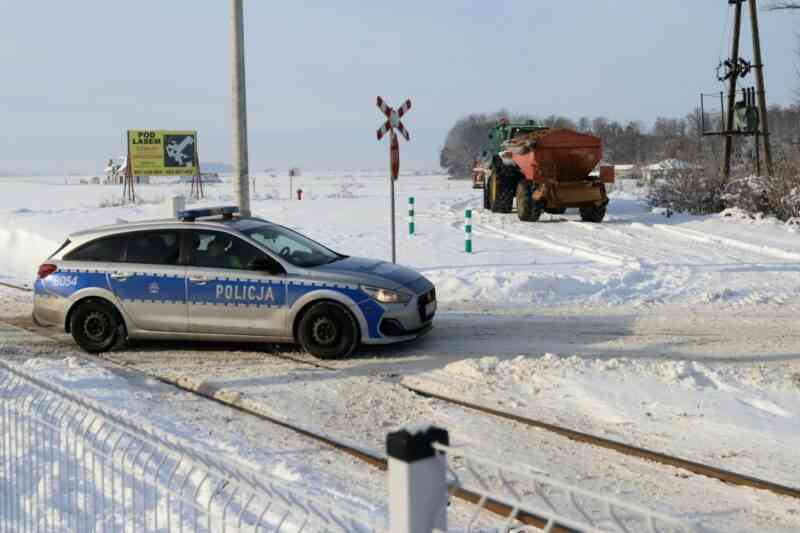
[1,358,698,533]
[434,442,697,533]
[0,361,381,532]
[387,428,699,533]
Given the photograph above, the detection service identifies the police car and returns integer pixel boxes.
[33,207,436,358]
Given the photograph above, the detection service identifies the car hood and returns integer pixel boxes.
[309,256,423,291]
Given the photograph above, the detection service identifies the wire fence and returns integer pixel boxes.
[0,360,382,533]
[433,442,698,533]
[1,356,699,533]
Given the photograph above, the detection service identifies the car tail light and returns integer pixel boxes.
[37,264,57,279]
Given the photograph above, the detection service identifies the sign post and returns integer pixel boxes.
[376,96,412,264]
[289,167,300,200]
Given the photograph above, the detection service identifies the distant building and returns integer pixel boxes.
[613,164,640,180]
[641,159,695,184]
[103,156,149,184]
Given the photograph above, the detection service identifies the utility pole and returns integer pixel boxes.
[748,0,774,176]
[231,0,251,217]
[723,0,744,182]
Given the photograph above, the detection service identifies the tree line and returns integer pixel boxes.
[439,105,800,178]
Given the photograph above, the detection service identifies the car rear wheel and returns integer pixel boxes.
[297,302,359,359]
[70,300,121,353]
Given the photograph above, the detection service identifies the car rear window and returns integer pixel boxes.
[125,231,180,265]
[48,239,71,259]
[64,236,126,262]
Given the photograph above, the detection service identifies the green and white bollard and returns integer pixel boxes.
[465,209,472,253]
[408,197,415,235]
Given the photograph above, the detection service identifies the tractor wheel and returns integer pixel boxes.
[516,181,542,222]
[545,207,567,215]
[579,204,607,223]
[491,170,517,213]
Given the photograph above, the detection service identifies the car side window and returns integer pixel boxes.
[125,231,181,265]
[191,231,282,273]
[64,236,126,262]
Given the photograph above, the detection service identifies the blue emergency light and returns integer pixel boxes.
[177,206,240,222]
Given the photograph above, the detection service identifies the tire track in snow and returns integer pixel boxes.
[655,225,800,262]
[478,221,640,268]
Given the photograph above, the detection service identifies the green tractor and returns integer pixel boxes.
[480,120,547,213]
[478,119,613,222]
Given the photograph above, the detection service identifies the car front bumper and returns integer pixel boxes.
[361,284,436,345]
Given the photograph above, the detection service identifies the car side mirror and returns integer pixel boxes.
[248,256,283,275]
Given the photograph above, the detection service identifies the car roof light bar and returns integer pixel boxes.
[177,206,240,222]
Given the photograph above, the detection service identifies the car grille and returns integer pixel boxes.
[417,288,436,321]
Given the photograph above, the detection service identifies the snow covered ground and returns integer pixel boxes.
[2,173,800,531]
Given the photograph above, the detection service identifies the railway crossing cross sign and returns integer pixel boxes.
[376,96,412,264]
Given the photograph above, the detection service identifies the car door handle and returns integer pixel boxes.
[110,272,129,281]
[189,275,209,285]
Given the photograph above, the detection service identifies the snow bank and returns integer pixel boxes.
[0,226,59,281]
[412,352,800,487]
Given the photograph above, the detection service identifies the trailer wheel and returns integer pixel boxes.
[579,204,607,223]
[516,181,542,222]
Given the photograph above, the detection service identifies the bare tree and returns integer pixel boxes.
[766,1,800,9]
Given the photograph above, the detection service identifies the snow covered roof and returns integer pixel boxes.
[644,159,692,171]
[104,157,127,173]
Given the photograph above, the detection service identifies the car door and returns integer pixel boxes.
[107,229,189,332]
[186,229,289,336]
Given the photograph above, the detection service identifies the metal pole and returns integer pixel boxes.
[465,209,472,253]
[408,197,415,235]
[231,0,251,217]
[723,0,744,182]
[390,131,398,264]
[748,0,774,176]
[387,428,449,533]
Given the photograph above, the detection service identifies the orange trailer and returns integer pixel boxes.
[493,128,614,222]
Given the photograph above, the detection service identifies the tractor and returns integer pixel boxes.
[479,120,614,222]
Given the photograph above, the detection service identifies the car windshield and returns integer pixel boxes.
[242,223,342,268]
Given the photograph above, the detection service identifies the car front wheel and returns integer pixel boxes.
[297,301,359,359]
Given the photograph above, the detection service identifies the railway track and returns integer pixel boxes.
[401,382,800,501]
[0,281,31,292]
[9,308,800,504]
[3,281,800,526]
[0,313,567,532]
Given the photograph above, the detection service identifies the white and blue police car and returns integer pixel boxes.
[33,207,436,358]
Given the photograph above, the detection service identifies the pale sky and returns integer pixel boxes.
[1,1,798,174]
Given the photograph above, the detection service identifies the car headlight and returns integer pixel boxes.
[361,286,412,304]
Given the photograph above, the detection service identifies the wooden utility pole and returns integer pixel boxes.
[723,0,744,182]
[231,0,251,217]
[748,0,774,176]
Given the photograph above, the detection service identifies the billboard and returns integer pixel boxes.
[127,130,198,176]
